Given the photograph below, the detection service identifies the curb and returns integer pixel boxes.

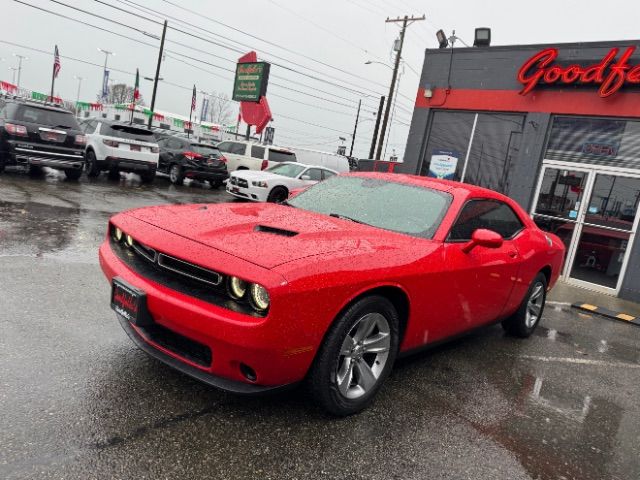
[571,303,640,327]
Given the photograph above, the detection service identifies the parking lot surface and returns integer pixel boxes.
[1,170,639,480]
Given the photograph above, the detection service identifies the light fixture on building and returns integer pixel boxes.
[424,84,434,98]
[473,28,491,47]
[436,29,448,49]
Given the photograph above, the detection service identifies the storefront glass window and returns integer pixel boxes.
[545,117,640,169]
[419,110,525,194]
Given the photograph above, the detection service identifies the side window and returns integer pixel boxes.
[303,168,323,181]
[448,200,524,241]
[322,170,336,180]
[168,138,182,149]
[251,145,265,158]
[219,142,246,155]
[217,141,230,152]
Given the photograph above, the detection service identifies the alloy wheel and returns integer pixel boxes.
[525,282,545,328]
[335,313,391,399]
[170,165,180,183]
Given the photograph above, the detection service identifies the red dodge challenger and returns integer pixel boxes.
[99,173,565,415]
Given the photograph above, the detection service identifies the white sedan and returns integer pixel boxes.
[226,162,338,203]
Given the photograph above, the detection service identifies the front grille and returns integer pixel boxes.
[109,234,265,317]
[140,322,212,367]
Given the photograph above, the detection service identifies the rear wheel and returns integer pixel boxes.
[267,186,288,203]
[85,150,100,177]
[28,165,44,177]
[502,273,547,338]
[64,168,82,180]
[107,168,120,180]
[169,164,184,185]
[140,168,156,184]
[308,295,399,416]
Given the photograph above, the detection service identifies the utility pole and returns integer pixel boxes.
[376,14,425,160]
[148,20,168,129]
[74,76,83,116]
[349,99,361,157]
[369,95,385,159]
[13,54,28,89]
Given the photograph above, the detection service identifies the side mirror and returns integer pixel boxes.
[461,229,503,253]
[300,175,311,180]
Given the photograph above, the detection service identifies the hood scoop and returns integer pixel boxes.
[254,225,299,237]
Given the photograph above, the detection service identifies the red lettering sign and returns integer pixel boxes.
[517,47,640,97]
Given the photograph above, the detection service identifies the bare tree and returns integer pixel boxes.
[98,83,145,105]
[208,92,234,125]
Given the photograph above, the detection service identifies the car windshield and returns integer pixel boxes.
[288,176,452,238]
[266,163,306,178]
[191,144,220,156]
[12,105,79,129]
[103,124,156,142]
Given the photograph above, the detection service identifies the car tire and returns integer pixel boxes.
[502,273,547,338]
[267,186,288,203]
[64,168,82,181]
[211,180,223,188]
[28,165,43,177]
[107,169,120,181]
[308,295,400,416]
[169,164,184,185]
[140,169,156,184]
[0,152,5,173]
[85,151,100,178]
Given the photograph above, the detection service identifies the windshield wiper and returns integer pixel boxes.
[329,212,369,225]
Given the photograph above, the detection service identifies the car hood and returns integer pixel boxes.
[125,202,421,269]
[231,170,288,182]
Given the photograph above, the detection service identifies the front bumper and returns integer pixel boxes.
[99,231,315,391]
[226,182,267,202]
[183,168,228,182]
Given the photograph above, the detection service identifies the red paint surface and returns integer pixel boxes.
[99,173,565,388]
[416,86,640,117]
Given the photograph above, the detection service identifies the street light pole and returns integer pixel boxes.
[376,14,424,160]
[148,20,168,129]
[349,99,361,157]
[74,76,83,116]
[9,67,18,85]
[13,54,28,89]
[97,48,115,102]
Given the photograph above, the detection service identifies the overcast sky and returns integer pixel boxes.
[2,0,640,159]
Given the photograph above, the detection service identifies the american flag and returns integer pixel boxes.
[191,85,196,112]
[53,45,61,79]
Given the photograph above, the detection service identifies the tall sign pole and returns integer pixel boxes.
[148,20,168,129]
[349,99,361,157]
[369,96,385,159]
[376,14,425,160]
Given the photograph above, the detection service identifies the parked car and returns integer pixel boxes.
[216,140,296,171]
[156,136,228,187]
[80,119,159,183]
[0,96,86,180]
[226,162,337,203]
[356,159,402,173]
[100,173,565,415]
[286,146,350,172]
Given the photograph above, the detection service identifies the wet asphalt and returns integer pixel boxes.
[1,168,639,480]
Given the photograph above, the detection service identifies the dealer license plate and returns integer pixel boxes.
[130,144,141,152]
[111,277,151,326]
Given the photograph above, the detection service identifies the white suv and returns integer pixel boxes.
[79,119,159,183]
[216,140,296,171]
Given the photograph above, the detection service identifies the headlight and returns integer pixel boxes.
[113,227,123,242]
[252,180,268,188]
[228,276,247,300]
[249,283,270,311]
[125,234,134,248]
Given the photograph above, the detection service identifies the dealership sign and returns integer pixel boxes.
[517,46,640,98]
[232,61,271,102]
[428,150,459,180]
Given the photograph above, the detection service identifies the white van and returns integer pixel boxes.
[286,147,350,173]
[216,140,297,171]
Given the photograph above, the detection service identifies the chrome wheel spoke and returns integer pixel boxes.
[354,360,377,392]
[340,335,355,356]
[353,314,378,343]
[336,357,354,397]
[362,332,390,354]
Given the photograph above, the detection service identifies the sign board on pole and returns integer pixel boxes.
[428,149,459,180]
[232,62,271,102]
[264,126,275,145]
[101,70,110,101]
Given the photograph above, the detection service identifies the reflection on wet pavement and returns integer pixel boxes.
[1,172,639,479]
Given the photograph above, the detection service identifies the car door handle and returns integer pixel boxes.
[508,250,518,258]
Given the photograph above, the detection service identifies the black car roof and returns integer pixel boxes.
[4,96,73,114]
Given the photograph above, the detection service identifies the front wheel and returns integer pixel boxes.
[308,295,400,416]
[169,164,184,185]
[502,273,547,338]
[85,151,100,177]
[267,186,288,203]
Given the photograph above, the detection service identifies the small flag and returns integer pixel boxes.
[191,85,197,112]
[133,68,140,102]
[53,45,61,79]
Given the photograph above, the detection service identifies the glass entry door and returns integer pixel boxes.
[532,164,640,294]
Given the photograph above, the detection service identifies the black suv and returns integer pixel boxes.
[0,96,85,180]
[157,135,228,187]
